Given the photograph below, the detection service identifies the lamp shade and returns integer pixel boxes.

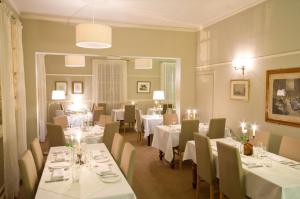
[52,90,66,100]
[153,90,165,100]
[76,23,112,49]
[65,55,85,67]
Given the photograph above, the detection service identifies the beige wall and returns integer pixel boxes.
[22,18,197,143]
[197,0,300,152]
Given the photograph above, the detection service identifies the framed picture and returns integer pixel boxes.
[230,79,249,101]
[137,81,151,93]
[72,81,84,94]
[55,81,67,94]
[266,67,300,127]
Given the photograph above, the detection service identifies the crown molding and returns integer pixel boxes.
[20,12,199,32]
[3,0,20,15]
[202,0,268,28]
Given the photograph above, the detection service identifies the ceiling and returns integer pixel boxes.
[11,0,266,30]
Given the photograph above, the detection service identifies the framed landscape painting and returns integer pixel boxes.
[266,67,300,127]
[72,81,84,94]
[55,81,67,94]
[137,81,151,93]
[230,79,249,101]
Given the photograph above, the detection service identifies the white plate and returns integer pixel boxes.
[49,162,71,169]
[95,157,110,163]
[100,175,121,183]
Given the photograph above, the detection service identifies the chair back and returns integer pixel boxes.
[53,115,69,129]
[135,109,143,132]
[55,110,64,117]
[99,115,113,127]
[120,142,136,185]
[48,103,63,122]
[103,122,120,151]
[279,136,300,162]
[179,120,199,152]
[111,133,125,164]
[19,150,38,199]
[30,138,44,175]
[207,118,226,139]
[194,133,216,184]
[93,108,105,122]
[162,104,172,115]
[217,142,245,199]
[46,123,66,147]
[0,137,4,195]
[92,103,107,114]
[163,113,178,125]
[124,105,135,123]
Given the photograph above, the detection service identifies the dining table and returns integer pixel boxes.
[111,109,125,122]
[183,138,300,199]
[67,112,93,128]
[35,143,136,199]
[151,123,231,163]
[64,125,104,144]
[141,114,163,146]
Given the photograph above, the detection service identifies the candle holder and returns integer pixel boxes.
[76,152,84,165]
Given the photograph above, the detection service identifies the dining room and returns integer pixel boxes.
[1,0,300,199]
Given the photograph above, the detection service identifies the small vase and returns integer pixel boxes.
[243,140,253,156]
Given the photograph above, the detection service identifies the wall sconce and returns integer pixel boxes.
[232,57,253,76]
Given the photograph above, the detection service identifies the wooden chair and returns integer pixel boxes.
[162,104,173,115]
[173,120,199,169]
[135,109,144,141]
[207,118,226,139]
[53,115,69,129]
[120,142,136,185]
[91,103,107,114]
[30,138,44,176]
[103,122,120,151]
[123,105,135,133]
[19,150,38,199]
[98,115,113,127]
[217,142,246,199]
[194,133,218,199]
[48,103,63,122]
[92,108,105,123]
[46,123,66,147]
[279,136,300,162]
[163,113,178,125]
[111,133,125,165]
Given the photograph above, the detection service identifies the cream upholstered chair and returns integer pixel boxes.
[48,103,63,122]
[162,104,172,115]
[30,138,44,176]
[123,105,135,133]
[279,136,300,162]
[207,118,226,139]
[92,108,105,123]
[103,122,120,151]
[111,133,125,165]
[98,115,113,127]
[135,109,143,141]
[194,133,217,199]
[173,120,199,169]
[92,103,107,114]
[0,137,5,199]
[163,113,178,125]
[19,150,38,199]
[46,123,66,147]
[120,142,136,185]
[53,115,69,129]
[55,110,64,117]
[217,142,246,199]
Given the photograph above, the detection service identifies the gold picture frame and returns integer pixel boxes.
[230,79,250,101]
[72,81,84,94]
[265,67,300,127]
[55,81,67,94]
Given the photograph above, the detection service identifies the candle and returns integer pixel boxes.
[192,109,197,119]
[240,121,246,132]
[252,124,257,138]
[187,109,191,120]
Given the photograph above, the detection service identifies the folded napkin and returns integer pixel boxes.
[92,150,107,160]
[51,168,65,181]
[49,162,71,169]
[242,158,263,168]
[55,153,67,162]
[96,164,110,174]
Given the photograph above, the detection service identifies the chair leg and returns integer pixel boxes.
[179,152,183,169]
[196,176,200,199]
[219,192,223,199]
[210,185,214,199]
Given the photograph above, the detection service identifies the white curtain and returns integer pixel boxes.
[36,54,47,142]
[13,20,27,157]
[161,62,176,106]
[92,60,127,112]
[0,3,19,198]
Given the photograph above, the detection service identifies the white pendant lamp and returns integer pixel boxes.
[76,23,112,49]
[65,55,85,67]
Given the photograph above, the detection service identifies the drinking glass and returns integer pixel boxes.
[72,164,81,183]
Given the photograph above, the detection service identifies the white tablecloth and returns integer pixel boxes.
[151,123,231,162]
[64,125,104,144]
[141,115,163,137]
[111,109,124,122]
[67,112,92,127]
[183,138,300,199]
[35,144,136,199]
[146,108,162,115]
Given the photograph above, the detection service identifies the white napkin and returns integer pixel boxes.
[55,153,67,162]
[242,158,263,168]
[51,168,65,180]
[49,162,71,169]
[92,150,107,160]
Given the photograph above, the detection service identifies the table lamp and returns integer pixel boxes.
[153,90,165,109]
[52,90,66,101]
